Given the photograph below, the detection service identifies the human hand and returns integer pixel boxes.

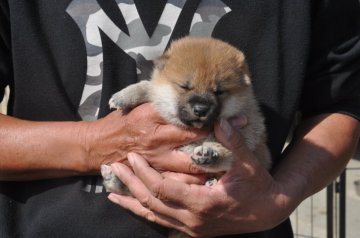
[107,118,289,237]
[83,103,207,174]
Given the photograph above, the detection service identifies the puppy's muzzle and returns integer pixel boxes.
[179,94,219,128]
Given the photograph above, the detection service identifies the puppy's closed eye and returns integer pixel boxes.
[177,82,192,91]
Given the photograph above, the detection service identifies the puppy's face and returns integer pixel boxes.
[151,37,252,128]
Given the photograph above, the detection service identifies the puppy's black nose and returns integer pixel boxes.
[193,103,210,117]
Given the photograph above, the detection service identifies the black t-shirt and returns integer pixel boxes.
[0,0,359,237]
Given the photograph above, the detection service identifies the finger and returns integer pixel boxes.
[109,163,194,226]
[157,124,208,147]
[108,194,158,222]
[161,171,208,185]
[111,161,187,210]
[214,118,248,152]
[109,162,150,195]
[128,103,207,146]
[148,150,206,174]
[214,118,259,170]
[108,193,190,234]
[110,162,162,203]
[127,153,211,206]
[228,113,248,130]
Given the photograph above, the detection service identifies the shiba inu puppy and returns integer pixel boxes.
[101,37,271,193]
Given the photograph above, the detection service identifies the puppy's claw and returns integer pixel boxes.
[205,177,218,187]
[109,98,120,110]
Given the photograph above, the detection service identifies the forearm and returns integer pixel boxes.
[0,104,205,181]
[0,113,91,180]
[273,113,360,217]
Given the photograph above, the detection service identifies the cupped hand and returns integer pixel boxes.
[107,119,290,237]
[83,103,207,173]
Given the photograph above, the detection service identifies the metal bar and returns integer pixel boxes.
[327,183,334,238]
[339,171,346,238]
[311,196,314,237]
[295,208,299,237]
[344,167,360,170]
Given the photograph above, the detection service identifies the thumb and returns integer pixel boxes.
[160,124,208,147]
[214,118,256,168]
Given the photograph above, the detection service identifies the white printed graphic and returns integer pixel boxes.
[66,0,231,192]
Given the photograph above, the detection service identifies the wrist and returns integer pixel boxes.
[268,159,312,228]
[249,178,302,232]
[79,113,129,174]
[76,120,102,174]
[270,179,304,226]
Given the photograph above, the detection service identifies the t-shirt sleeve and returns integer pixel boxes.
[300,0,360,121]
[0,0,11,101]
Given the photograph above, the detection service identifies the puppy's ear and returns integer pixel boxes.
[234,53,251,86]
[241,61,252,86]
[153,54,169,70]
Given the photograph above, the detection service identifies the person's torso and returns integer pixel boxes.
[1,1,311,237]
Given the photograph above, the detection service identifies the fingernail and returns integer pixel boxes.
[108,193,119,203]
[220,118,233,139]
[229,114,248,129]
[110,163,121,174]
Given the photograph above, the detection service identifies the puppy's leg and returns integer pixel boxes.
[109,80,152,111]
[191,142,232,173]
[100,165,129,194]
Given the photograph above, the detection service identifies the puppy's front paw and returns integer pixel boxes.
[191,145,219,166]
[109,81,151,111]
[109,91,128,110]
[108,97,119,110]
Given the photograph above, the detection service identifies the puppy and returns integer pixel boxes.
[101,36,271,192]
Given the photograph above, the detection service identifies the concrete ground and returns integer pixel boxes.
[291,145,360,238]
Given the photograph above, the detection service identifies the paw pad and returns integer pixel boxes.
[191,146,219,165]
